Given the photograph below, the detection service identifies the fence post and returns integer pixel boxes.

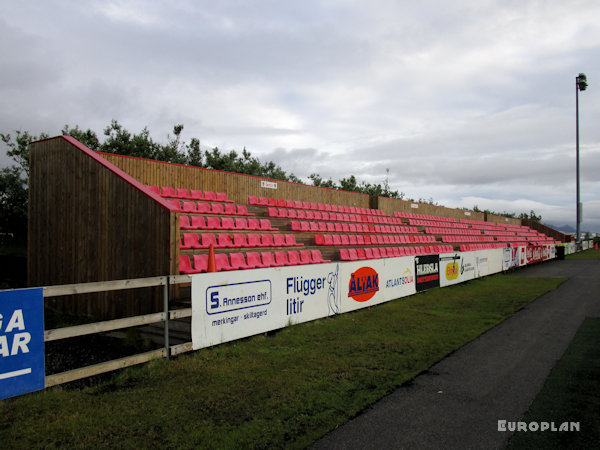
[164,276,170,360]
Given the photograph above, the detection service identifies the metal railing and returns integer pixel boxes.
[41,275,194,387]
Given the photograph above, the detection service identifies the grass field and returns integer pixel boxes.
[566,247,600,260]
[0,274,565,448]
[507,317,600,449]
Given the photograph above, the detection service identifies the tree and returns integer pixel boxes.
[62,125,100,150]
[0,166,28,246]
[0,130,49,177]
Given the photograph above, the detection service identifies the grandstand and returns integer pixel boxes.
[28,136,566,317]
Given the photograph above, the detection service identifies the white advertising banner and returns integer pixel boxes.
[475,249,503,277]
[439,252,477,287]
[339,257,416,313]
[191,262,341,350]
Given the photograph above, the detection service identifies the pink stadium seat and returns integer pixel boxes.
[179,255,197,274]
[340,235,350,245]
[261,252,283,267]
[356,248,367,260]
[268,207,279,218]
[285,234,302,247]
[247,219,260,230]
[206,217,221,230]
[246,252,268,269]
[190,189,204,200]
[311,249,330,263]
[306,211,315,220]
[224,204,237,215]
[247,234,262,248]
[217,234,234,248]
[364,248,374,259]
[168,200,181,211]
[261,234,275,247]
[147,185,160,195]
[193,255,209,273]
[291,221,302,231]
[258,196,269,206]
[215,254,233,271]
[196,202,210,214]
[309,222,319,232]
[274,251,294,266]
[211,203,225,215]
[294,200,302,209]
[236,205,252,216]
[372,248,382,259]
[268,198,277,207]
[201,233,218,249]
[287,250,305,265]
[182,201,197,212]
[339,248,350,261]
[318,222,327,232]
[273,234,286,247]
[260,219,277,231]
[191,216,207,229]
[161,186,176,197]
[326,223,335,232]
[302,201,310,209]
[297,210,307,219]
[332,235,342,246]
[181,233,201,249]
[234,218,249,230]
[221,217,235,230]
[285,200,294,208]
[379,248,388,258]
[233,233,248,248]
[216,192,233,203]
[314,235,325,246]
[248,195,258,205]
[180,216,192,230]
[299,250,313,264]
[176,188,191,199]
[204,191,217,202]
[229,253,251,270]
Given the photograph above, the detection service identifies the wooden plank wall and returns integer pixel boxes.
[521,219,568,242]
[29,138,173,318]
[100,153,371,208]
[376,196,487,222]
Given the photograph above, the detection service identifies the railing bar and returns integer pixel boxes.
[44,312,168,342]
[45,349,166,388]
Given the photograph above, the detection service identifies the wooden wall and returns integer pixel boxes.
[100,153,372,208]
[376,196,487,222]
[522,219,568,242]
[28,137,174,317]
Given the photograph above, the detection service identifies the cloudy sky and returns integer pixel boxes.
[2,1,599,232]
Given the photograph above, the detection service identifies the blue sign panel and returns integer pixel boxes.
[0,288,45,399]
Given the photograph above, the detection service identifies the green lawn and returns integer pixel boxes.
[566,247,600,260]
[507,318,600,449]
[0,274,565,449]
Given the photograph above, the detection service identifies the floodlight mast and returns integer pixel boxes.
[575,73,588,244]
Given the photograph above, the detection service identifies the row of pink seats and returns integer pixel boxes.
[459,243,507,251]
[249,196,386,216]
[394,212,456,222]
[148,186,234,202]
[291,220,418,234]
[425,227,481,235]
[181,232,301,249]
[340,245,454,261]
[180,249,331,273]
[180,216,275,231]
[315,234,436,246]
[442,236,496,243]
[169,200,252,216]
[407,219,469,229]
[482,230,517,236]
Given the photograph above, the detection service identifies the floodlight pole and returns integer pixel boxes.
[575,73,587,244]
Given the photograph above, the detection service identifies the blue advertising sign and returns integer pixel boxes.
[0,288,45,399]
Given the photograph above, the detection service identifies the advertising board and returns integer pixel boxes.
[0,288,45,400]
[191,263,340,350]
[415,254,440,292]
